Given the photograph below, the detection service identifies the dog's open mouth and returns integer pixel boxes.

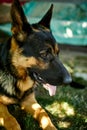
[33,72,56,96]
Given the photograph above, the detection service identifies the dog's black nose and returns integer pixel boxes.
[63,75,72,84]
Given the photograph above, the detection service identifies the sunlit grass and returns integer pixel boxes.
[45,101,75,129]
[46,101,75,118]
[58,121,71,128]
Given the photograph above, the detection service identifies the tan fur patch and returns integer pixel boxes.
[32,28,40,32]
[54,44,59,55]
[0,103,21,130]
[40,25,50,31]
[46,44,55,55]
[32,26,50,32]
[47,43,59,55]
[0,96,16,105]
[10,38,19,52]
[17,76,34,92]
[11,28,27,42]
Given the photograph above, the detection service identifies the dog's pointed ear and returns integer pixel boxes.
[38,4,53,29]
[11,0,32,41]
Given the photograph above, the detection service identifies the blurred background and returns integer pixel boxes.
[0,0,87,47]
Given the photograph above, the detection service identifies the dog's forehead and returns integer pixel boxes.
[23,27,59,56]
[32,24,55,40]
[29,28,56,47]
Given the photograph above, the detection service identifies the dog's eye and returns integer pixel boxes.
[40,50,47,58]
[40,48,53,61]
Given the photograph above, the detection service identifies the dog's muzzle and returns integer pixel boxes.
[28,58,72,96]
[28,71,56,96]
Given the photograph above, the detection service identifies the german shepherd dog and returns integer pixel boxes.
[0,0,72,130]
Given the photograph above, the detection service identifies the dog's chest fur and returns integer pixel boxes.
[0,69,34,102]
[0,70,16,95]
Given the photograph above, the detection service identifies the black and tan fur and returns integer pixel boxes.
[0,0,72,130]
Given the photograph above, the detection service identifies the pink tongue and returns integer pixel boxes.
[43,83,56,96]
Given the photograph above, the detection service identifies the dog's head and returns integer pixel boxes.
[10,0,72,96]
